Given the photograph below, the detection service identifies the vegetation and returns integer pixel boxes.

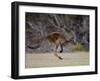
[72,43,85,51]
[25,13,89,53]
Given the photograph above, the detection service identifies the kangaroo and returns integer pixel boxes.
[27,32,75,60]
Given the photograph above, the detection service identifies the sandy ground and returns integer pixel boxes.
[25,52,89,68]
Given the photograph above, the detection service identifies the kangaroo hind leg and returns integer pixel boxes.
[59,43,63,53]
[54,44,63,60]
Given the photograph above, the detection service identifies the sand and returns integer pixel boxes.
[25,52,89,68]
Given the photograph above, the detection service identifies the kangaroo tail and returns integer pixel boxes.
[26,37,46,49]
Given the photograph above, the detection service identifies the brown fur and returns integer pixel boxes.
[28,32,73,60]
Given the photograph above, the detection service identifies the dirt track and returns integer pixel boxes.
[25,52,89,68]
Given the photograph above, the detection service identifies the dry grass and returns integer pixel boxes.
[25,52,89,68]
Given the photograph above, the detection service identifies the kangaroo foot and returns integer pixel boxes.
[54,53,63,60]
[58,56,63,60]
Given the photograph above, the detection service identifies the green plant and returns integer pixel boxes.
[72,43,85,51]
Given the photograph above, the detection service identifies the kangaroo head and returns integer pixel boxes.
[69,37,76,45]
